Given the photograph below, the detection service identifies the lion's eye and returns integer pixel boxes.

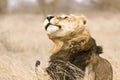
[60,15,68,19]
[59,16,68,19]
[63,16,68,19]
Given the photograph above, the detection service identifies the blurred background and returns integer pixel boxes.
[0,0,120,14]
[0,0,120,80]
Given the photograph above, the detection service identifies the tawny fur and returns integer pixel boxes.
[44,14,113,80]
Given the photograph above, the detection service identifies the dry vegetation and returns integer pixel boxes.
[0,12,120,80]
[0,0,120,80]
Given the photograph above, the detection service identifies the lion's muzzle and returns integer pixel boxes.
[44,16,61,34]
[45,16,54,30]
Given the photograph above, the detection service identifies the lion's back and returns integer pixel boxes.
[95,57,113,80]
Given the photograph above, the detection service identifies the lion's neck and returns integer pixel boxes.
[50,35,90,54]
[49,40,64,54]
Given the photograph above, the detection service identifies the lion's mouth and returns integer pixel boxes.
[45,23,61,34]
[45,23,61,30]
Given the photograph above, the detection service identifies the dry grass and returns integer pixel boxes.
[0,13,120,80]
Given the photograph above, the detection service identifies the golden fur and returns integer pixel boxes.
[44,14,113,80]
[44,14,90,54]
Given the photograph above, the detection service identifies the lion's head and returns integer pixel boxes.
[44,14,90,53]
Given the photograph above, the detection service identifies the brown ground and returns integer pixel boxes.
[0,13,120,80]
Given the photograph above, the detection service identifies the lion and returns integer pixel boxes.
[43,14,113,80]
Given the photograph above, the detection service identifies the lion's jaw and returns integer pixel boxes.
[44,14,90,54]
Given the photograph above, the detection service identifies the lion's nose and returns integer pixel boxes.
[47,16,54,21]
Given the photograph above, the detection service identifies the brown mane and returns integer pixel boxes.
[46,36,107,80]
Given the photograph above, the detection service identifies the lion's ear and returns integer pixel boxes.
[79,15,87,25]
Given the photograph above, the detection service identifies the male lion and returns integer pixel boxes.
[43,14,113,80]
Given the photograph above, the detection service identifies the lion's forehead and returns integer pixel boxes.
[51,15,79,23]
